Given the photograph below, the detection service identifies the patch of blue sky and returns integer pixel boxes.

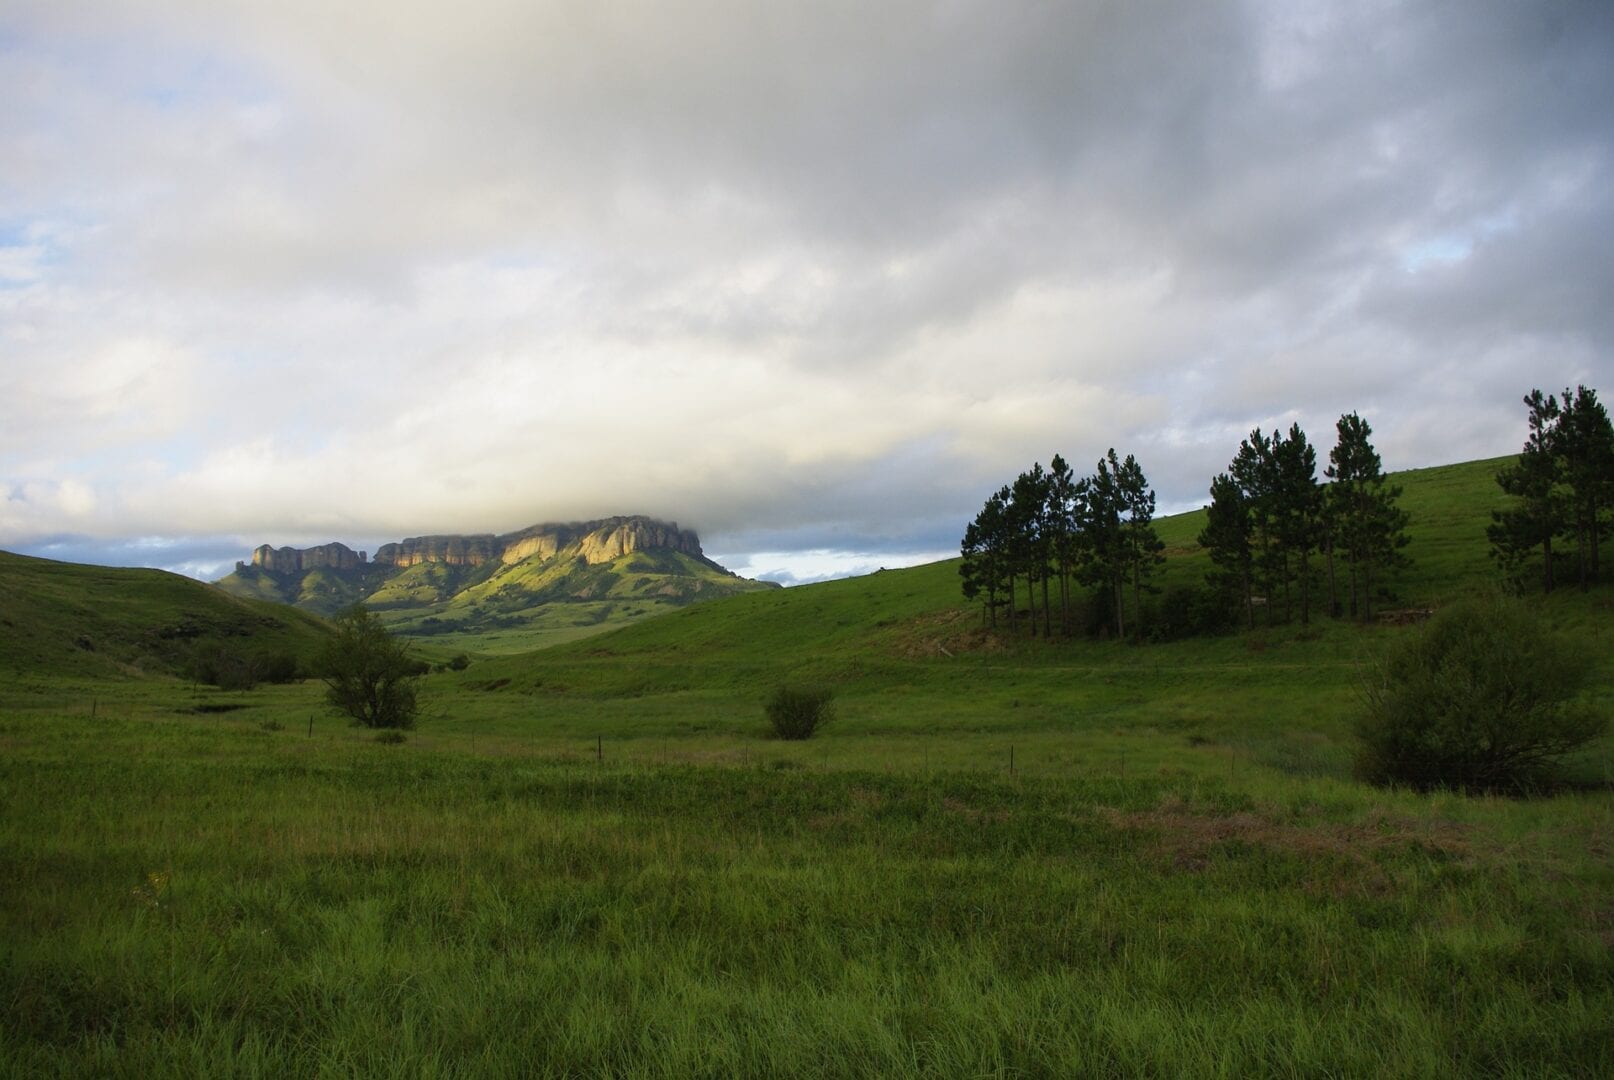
[1400,210,1520,273]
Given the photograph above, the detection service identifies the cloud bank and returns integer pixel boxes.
[2,1,1611,578]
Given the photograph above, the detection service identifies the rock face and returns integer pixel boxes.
[250,516,705,574]
[251,542,367,574]
[372,535,499,568]
[371,516,704,568]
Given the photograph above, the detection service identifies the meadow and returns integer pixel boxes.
[2,457,1611,1076]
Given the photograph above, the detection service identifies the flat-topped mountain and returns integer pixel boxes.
[216,515,773,653]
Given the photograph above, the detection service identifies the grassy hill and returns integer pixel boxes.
[0,549,331,682]
[3,455,1610,1075]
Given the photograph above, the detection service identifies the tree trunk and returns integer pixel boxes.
[1543,534,1554,592]
[1298,547,1311,625]
[1362,559,1373,622]
[1006,572,1017,633]
[1113,574,1126,640]
[1132,562,1144,637]
[1325,537,1337,619]
[1041,571,1052,638]
[1592,496,1602,582]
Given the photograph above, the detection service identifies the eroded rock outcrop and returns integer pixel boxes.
[372,534,500,568]
[251,542,367,574]
[252,516,704,574]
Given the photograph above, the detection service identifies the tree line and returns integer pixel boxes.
[958,450,1164,639]
[1202,413,1409,627]
[960,411,1412,638]
[1488,385,1614,592]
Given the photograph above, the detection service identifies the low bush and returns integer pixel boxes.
[765,686,835,740]
[1353,597,1605,793]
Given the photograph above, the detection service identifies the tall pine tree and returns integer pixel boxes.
[1325,412,1410,620]
[1489,390,1564,592]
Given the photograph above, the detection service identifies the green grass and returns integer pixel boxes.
[2,704,1609,1076]
[2,455,1611,1074]
[0,550,332,680]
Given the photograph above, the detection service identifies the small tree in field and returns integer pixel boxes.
[765,686,834,740]
[319,605,420,729]
[1353,598,1604,793]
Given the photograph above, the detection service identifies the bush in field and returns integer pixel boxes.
[317,606,420,730]
[186,639,301,690]
[1353,598,1604,793]
[765,686,834,740]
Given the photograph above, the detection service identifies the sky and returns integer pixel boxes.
[2,1,1612,585]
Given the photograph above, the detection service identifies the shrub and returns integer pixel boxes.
[1353,597,1605,793]
[765,686,835,740]
[317,606,420,730]
[447,653,471,671]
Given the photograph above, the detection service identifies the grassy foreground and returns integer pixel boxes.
[2,703,1610,1077]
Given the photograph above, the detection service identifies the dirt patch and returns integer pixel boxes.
[1099,800,1473,894]
[891,608,1013,658]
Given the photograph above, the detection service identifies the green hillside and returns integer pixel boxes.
[3,455,1610,1075]
[0,549,331,680]
[473,455,1521,683]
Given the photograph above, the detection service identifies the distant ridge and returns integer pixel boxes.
[216,514,773,651]
[242,516,704,574]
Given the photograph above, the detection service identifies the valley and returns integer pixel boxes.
[1,456,1610,1076]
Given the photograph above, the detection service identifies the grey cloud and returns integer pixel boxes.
[2,1,1611,580]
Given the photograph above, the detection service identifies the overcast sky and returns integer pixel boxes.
[3,1,1611,584]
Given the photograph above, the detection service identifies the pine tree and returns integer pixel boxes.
[1273,424,1322,624]
[1230,429,1282,623]
[1489,390,1564,592]
[1046,454,1081,635]
[1080,451,1129,638]
[1325,412,1410,620]
[1200,472,1254,628]
[1116,452,1165,634]
[1555,385,1614,588]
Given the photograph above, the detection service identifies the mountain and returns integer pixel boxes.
[214,515,776,653]
[0,549,331,680]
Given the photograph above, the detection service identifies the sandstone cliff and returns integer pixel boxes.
[371,516,704,568]
[251,542,367,574]
[249,516,706,575]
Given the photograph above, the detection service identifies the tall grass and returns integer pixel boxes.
[3,709,1609,1076]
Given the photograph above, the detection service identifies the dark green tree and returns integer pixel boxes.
[1555,385,1614,588]
[1353,597,1604,793]
[1079,451,1129,638]
[960,490,1011,628]
[1230,429,1279,623]
[1116,452,1165,634]
[1199,472,1254,628]
[1272,424,1322,624]
[1046,453,1081,635]
[318,605,421,729]
[1012,463,1055,637]
[1325,412,1410,620]
[1489,390,1565,592]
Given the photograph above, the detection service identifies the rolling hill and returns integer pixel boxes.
[0,549,331,680]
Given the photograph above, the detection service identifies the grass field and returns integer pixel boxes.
[2,456,1611,1075]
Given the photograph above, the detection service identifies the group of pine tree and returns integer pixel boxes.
[1488,385,1614,593]
[959,413,1412,640]
[961,386,1612,641]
